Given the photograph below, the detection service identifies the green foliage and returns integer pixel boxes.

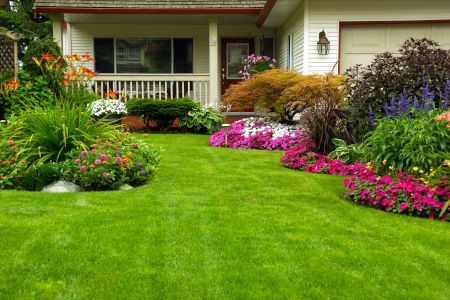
[126,98,198,131]
[20,163,61,191]
[0,71,55,120]
[61,85,98,107]
[0,0,52,59]
[345,38,450,140]
[361,110,450,172]
[328,139,364,164]
[23,37,62,77]
[180,105,224,134]
[0,103,121,163]
[0,139,28,189]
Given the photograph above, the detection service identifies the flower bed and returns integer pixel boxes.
[63,137,159,191]
[344,171,450,220]
[209,118,309,151]
[280,142,368,176]
[89,99,127,118]
[0,140,28,189]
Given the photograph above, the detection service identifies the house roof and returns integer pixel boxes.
[34,0,267,10]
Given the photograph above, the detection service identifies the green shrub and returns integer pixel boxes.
[62,136,160,190]
[126,98,198,131]
[180,105,223,134]
[20,163,61,191]
[0,103,121,163]
[345,38,450,140]
[360,110,450,173]
[0,139,28,189]
[61,85,99,107]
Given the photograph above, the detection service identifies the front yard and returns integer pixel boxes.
[0,134,448,299]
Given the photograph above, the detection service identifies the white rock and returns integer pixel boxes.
[42,180,82,193]
[119,184,133,191]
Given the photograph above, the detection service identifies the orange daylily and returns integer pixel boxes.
[5,80,18,90]
[41,53,54,61]
[107,90,117,99]
[82,53,94,62]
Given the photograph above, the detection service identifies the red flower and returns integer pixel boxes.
[6,140,14,146]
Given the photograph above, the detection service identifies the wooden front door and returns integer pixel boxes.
[221,38,255,96]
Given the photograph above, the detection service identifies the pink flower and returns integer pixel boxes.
[6,140,14,146]
[102,172,109,178]
[99,154,107,160]
[115,157,122,162]
[89,164,95,169]
[75,159,81,164]
[80,165,87,171]
[94,159,101,165]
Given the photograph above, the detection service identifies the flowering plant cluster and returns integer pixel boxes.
[0,140,28,189]
[344,169,450,220]
[89,99,128,118]
[63,53,96,85]
[280,142,368,176]
[63,136,159,190]
[239,54,276,79]
[209,118,309,150]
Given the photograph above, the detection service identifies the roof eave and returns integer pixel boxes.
[256,0,278,27]
[35,7,262,15]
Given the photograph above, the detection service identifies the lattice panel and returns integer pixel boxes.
[0,41,14,72]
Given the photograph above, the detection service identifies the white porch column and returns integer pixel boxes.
[52,21,63,50]
[208,20,220,108]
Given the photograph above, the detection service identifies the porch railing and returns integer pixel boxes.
[93,74,210,104]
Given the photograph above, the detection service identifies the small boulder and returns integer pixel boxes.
[119,184,133,191]
[43,180,82,193]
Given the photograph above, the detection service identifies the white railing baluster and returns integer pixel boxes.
[182,81,185,98]
[187,81,191,99]
[147,81,150,99]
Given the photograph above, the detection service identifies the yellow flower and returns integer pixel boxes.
[382,160,387,165]
[389,166,395,170]
[413,167,419,172]
[419,170,424,174]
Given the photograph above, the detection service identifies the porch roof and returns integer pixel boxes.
[34,0,267,13]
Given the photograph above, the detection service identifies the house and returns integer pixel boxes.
[34,0,450,109]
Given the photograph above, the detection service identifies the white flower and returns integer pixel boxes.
[89,99,128,117]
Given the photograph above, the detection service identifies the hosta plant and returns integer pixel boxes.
[180,105,223,134]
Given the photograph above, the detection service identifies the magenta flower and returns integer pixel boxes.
[94,159,101,165]
[115,157,122,163]
[139,169,146,175]
[80,165,87,171]
[99,153,107,160]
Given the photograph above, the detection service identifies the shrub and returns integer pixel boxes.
[346,38,450,139]
[223,69,344,123]
[126,98,198,131]
[0,103,121,163]
[360,110,449,173]
[62,137,160,190]
[239,54,276,79]
[20,163,61,191]
[344,170,450,220]
[0,139,28,189]
[209,118,309,150]
[180,105,223,134]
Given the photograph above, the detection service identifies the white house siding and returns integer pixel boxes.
[306,0,450,74]
[275,1,304,72]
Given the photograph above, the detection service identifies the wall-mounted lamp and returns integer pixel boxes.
[317,29,330,55]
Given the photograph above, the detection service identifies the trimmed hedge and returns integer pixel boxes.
[126,98,199,131]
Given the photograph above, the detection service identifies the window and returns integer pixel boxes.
[93,37,193,74]
[94,38,114,73]
[287,34,294,70]
[260,37,274,58]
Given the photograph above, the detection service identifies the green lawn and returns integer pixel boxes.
[0,134,449,299]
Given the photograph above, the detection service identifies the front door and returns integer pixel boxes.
[221,38,255,96]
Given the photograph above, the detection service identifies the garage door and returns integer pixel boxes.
[340,23,450,72]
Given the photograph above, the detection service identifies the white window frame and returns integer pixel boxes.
[287,34,294,70]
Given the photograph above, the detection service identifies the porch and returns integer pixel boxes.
[51,13,275,107]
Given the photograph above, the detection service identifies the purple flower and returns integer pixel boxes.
[139,169,146,175]
[135,161,142,166]
[81,151,89,158]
